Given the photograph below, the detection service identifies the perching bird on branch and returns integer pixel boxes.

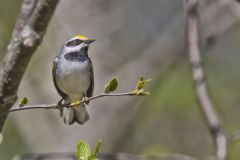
[52,35,95,125]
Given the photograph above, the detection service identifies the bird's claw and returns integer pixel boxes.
[57,98,64,117]
[82,97,90,105]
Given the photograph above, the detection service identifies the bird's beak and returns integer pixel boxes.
[85,39,96,44]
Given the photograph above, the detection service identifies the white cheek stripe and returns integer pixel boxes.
[64,43,88,51]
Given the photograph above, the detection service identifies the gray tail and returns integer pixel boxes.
[62,103,89,125]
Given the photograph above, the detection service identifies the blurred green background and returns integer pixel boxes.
[1,0,240,160]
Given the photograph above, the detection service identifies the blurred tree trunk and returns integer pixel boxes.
[0,0,59,131]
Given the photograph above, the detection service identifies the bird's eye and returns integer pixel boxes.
[75,39,81,44]
[66,39,82,47]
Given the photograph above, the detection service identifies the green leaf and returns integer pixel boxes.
[138,91,151,96]
[131,89,150,96]
[76,140,91,160]
[136,77,151,90]
[131,89,138,95]
[104,77,118,93]
[19,97,28,107]
[88,140,102,160]
[137,89,144,95]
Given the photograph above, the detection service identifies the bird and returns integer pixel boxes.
[52,34,95,125]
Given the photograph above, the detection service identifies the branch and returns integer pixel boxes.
[10,77,150,114]
[185,0,227,160]
[0,0,59,132]
[13,152,198,160]
[10,92,136,113]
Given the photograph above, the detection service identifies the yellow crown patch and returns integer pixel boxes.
[73,34,90,40]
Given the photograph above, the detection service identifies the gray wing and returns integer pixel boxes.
[86,62,94,98]
[52,56,67,99]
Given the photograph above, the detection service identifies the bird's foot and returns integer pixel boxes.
[57,98,65,117]
[82,97,90,105]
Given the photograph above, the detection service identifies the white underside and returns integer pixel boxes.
[56,59,90,101]
[56,58,91,124]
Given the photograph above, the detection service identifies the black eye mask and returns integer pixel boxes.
[66,39,82,47]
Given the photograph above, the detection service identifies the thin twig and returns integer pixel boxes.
[87,92,135,101]
[10,104,58,112]
[185,0,227,160]
[0,0,59,131]
[10,92,136,113]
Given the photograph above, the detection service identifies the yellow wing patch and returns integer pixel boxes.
[73,34,90,40]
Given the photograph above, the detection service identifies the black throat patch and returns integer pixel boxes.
[64,47,88,62]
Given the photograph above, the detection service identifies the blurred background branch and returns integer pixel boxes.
[185,0,227,160]
[0,0,59,132]
[13,152,198,160]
